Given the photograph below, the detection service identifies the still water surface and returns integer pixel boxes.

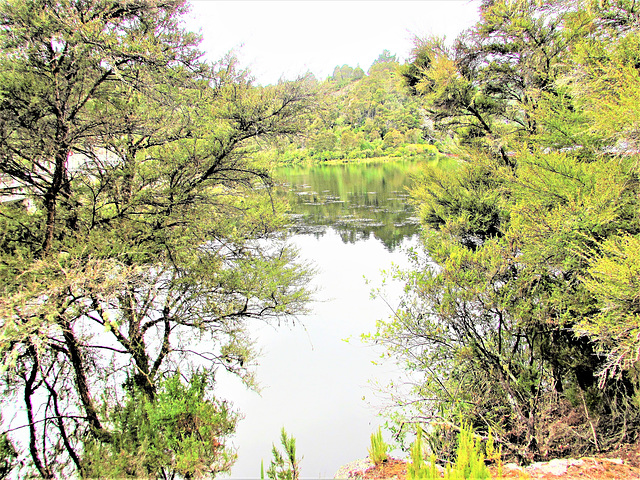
[218,160,428,479]
[277,161,423,249]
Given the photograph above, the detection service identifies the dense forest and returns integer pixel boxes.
[1,0,640,478]
[256,49,442,165]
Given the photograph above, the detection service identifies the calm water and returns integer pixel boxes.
[276,161,423,250]
[217,159,430,479]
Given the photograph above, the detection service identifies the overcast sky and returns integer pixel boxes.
[183,1,481,85]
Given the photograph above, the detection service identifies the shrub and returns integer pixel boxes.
[406,425,439,480]
[368,427,389,465]
[82,372,237,479]
[406,423,498,480]
[266,428,301,480]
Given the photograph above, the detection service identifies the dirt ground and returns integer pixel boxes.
[357,442,640,479]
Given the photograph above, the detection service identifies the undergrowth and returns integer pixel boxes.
[406,423,502,480]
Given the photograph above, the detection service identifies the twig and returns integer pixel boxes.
[581,391,600,452]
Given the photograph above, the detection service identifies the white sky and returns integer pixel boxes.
[184,1,481,85]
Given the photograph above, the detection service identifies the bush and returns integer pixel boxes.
[266,428,301,480]
[82,372,237,479]
[368,427,389,465]
[406,423,497,480]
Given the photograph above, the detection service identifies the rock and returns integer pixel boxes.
[527,458,569,476]
[503,462,525,472]
[334,458,375,479]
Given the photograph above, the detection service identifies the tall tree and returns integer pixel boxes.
[375,0,640,462]
[0,1,314,477]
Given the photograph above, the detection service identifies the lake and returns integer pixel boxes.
[217,159,430,479]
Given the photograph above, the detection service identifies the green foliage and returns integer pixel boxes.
[330,64,364,87]
[367,427,389,465]
[83,372,237,478]
[262,49,440,165]
[410,157,504,244]
[0,0,314,476]
[0,430,17,480]
[581,235,640,381]
[373,0,640,463]
[266,428,301,480]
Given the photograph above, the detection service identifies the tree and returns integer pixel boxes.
[399,0,576,166]
[374,0,640,462]
[0,0,206,254]
[552,0,640,382]
[369,49,398,73]
[0,1,314,477]
[340,129,358,153]
[330,64,359,87]
[310,130,337,154]
[382,128,403,150]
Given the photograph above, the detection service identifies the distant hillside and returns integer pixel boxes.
[260,50,446,165]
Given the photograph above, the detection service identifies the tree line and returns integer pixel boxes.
[256,49,442,165]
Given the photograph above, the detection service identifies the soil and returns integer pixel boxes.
[352,442,640,479]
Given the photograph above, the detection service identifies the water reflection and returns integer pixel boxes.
[275,161,424,251]
[218,231,415,479]
[219,159,433,478]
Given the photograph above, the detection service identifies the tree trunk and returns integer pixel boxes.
[42,148,68,254]
[58,317,111,442]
